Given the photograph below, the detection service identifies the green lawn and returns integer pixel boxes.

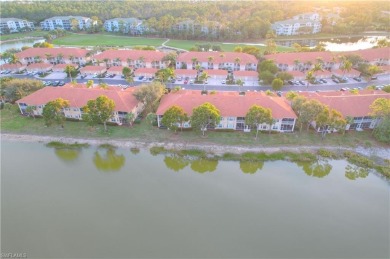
[165,39,293,52]
[0,30,47,41]
[1,104,386,149]
[52,33,166,47]
[50,33,294,52]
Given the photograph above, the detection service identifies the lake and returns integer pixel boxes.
[0,38,45,53]
[276,36,389,51]
[1,141,389,258]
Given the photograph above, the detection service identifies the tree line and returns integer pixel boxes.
[2,1,388,40]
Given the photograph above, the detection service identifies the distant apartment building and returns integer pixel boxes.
[272,12,322,36]
[104,18,147,35]
[264,47,390,73]
[176,51,258,71]
[172,20,221,37]
[0,18,34,34]
[16,47,90,66]
[40,16,93,31]
[92,49,167,69]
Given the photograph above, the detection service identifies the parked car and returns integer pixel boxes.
[287,80,294,85]
[189,79,194,84]
[371,76,378,80]
[299,80,305,85]
[340,88,347,91]
[171,79,176,83]
[58,81,65,86]
[184,80,188,84]
[332,78,340,83]
[53,81,60,86]
[320,79,327,83]
[138,76,144,80]
[277,91,282,97]
[353,77,362,82]
[177,76,182,81]
[221,80,226,84]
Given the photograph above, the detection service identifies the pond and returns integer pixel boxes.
[276,36,389,51]
[0,38,45,53]
[1,141,389,258]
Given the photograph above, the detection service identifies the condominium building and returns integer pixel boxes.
[272,12,322,36]
[176,51,258,71]
[0,18,34,34]
[156,90,297,132]
[40,16,93,31]
[104,18,147,35]
[16,84,144,125]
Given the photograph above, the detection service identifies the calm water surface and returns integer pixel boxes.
[1,141,389,258]
[0,39,45,53]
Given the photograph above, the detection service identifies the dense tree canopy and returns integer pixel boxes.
[2,1,386,40]
[82,95,115,132]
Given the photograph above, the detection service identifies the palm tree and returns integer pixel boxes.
[305,70,315,88]
[138,56,145,68]
[45,53,53,63]
[114,57,121,66]
[191,57,198,69]
[103,58,110,68]
[56,53,64,64]
[234,57,241,70]
[236,78,244,92]
[34,55,42,63]
[127,58,133,67]
[207,56,214,69]
[69,55,75,64]
[293,59,300,71]
[340,60,352,77]
[65,65,75,81]
[9,54,22,65]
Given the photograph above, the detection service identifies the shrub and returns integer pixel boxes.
[343,151,375,168]
[149,146,166,156]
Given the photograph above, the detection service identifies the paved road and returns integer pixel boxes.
[3,73,389,92]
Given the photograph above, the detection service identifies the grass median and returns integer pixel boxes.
[1,104,386,149]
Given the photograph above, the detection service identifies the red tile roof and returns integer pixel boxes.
[16,85,140,112]
[299,90,390,117]
[174,69,197,76]
[107,66,125,73]
[93,50,166,62]
[52,64,77,71]
[177,51,257,64]
[265,51,336,65]
[265,48,390,65]
[233,70,258,77]
[352,47,390,62]
[80,66,107,73]
[134,68,158,75]
[26,63,53,69]
[157,90,297,119]
[203,69,228,76]
[16,47,88,59]
[0,63,26,70]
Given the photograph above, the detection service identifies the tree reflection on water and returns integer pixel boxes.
[296,159,332,178]
[93,148,125,172]
[239,160,264,174]
[164,155,189,172]
[54,148,80,163]
[345,165,369,180]
[190,158,218,173]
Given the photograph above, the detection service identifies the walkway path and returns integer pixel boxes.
[160,39,188,52]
